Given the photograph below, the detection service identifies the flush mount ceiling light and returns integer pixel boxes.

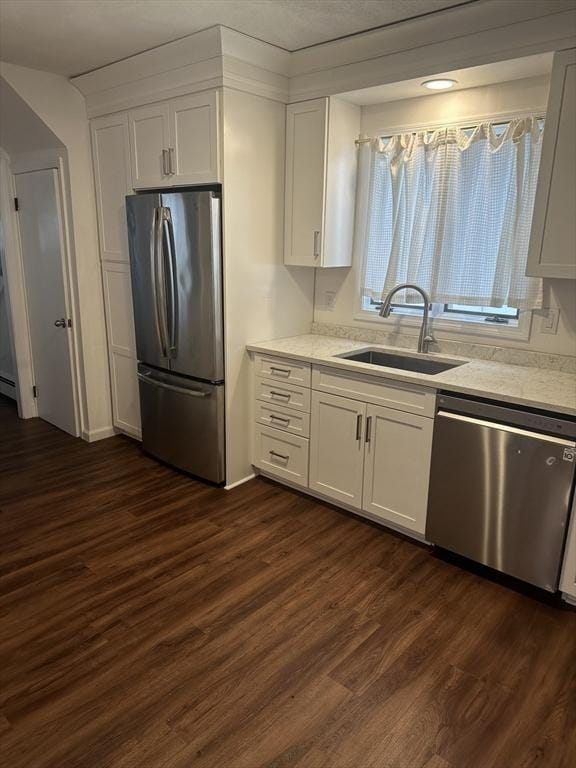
[421,78,458,91]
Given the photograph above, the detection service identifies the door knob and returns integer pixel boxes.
[54,318,67,328]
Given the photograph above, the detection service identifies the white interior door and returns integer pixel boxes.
[15,169,78,436]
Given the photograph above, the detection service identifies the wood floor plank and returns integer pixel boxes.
[1,395,575,767]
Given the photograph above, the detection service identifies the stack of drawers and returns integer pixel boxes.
[252,354,311,488]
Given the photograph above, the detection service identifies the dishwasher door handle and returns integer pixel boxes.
[437,411,576,448]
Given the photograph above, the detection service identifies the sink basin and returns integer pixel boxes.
[337,348,466,375]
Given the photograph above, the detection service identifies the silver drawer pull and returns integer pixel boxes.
[270,450,289,462]
[270,366,291,376]
[270,390,290,400]
[270,415,290,425]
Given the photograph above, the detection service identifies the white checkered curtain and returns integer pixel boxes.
[357,118,543,309]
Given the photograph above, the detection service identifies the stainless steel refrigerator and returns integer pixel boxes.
[126,188,225,483]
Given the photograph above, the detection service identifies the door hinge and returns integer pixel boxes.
[14,197,19,212]
[32,385,37,398]
[67,318,72,328]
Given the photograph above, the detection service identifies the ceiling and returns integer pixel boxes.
[341,53,554,105]
[0,0,476,77]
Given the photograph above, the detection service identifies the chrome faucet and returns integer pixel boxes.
[379,283,435,354]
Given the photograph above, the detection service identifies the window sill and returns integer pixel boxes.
[353,308,532,342]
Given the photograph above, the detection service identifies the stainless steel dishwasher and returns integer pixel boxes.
[426,394,576,592]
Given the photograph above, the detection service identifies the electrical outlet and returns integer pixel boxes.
[541,307,559,335]
[325,291,336,310]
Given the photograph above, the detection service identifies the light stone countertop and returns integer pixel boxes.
[247,334,576,417]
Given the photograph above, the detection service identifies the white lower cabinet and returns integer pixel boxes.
[253,425,309,488]
[309,391,365,509]
[362,404,433,535]
[560,494,576,603]
[251,354,434,540]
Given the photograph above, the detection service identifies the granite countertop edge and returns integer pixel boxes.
[247,334,576,418]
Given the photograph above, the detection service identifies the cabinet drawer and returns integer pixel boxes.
[256,377,311,413]
[254,354,311,387]
[312,366,435,418]
[255,401,310,438]
[253,425,309,488]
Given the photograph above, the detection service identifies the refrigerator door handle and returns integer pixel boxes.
[153,207,170,357]
[137,372,208,397]
[149,207,167,357]
[161,207,178,358]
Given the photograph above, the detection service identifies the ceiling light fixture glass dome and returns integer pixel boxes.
[421,78,458,90]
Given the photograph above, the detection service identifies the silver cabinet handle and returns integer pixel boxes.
[365,416,372,444]
[168,147,175,175]
[162,149,169,176]
[313,230,321,259]
[270,414,290,425]
[137,372,208,397]
[356,414,362,442]
[270,390,290,400]
[270,450,289,462]
[270,366,291,376]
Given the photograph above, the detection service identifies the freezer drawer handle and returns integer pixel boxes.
[137,372,208,398]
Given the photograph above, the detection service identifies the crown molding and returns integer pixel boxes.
[70,2,575,118]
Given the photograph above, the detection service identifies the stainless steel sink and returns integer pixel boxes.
[336,348,466,375]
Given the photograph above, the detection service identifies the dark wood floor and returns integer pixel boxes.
[1,396,575,768]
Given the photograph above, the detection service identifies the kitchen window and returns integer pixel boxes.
[355,117,544,334]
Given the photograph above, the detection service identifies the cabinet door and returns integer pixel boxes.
[284,98,327,267]
[91,112,132,261]
[362,404,433,535]
[129,102,171,189]
[526,48,576,279]
[560,494,576,602]
[101,263,141,438]
[169,91,220,184]
[309,390,365,508]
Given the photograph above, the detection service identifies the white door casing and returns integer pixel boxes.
[15,168,79,436]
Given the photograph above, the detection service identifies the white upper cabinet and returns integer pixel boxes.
[129,102,172,189]
[169,91,220,185]
[284,97,360,267]
[309,390,366,508]
[129,90,221,189]
[362,404,433,536]
[526,48,576,279]
[91,112,132,261]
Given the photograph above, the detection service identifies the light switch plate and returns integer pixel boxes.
[541,307,559,334]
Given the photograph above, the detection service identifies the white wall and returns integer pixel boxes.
[0,62,113,437]
[314,76,576,358]
[222,88,314,485]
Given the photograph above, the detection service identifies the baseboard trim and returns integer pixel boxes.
[81,426,116,443]
[225,473,256,491]
[561,592,576,606]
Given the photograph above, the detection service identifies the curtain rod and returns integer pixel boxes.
[354,115,545,145]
